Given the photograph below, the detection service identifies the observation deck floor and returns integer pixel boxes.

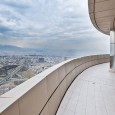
[57,63,115,115]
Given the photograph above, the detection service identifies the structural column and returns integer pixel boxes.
[110,30,115,72]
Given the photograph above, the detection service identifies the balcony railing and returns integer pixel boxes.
[0,54,109,115]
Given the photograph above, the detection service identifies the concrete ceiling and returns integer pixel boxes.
[88,0,115,35]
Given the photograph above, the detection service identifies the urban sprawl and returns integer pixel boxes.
[0,55,67,95]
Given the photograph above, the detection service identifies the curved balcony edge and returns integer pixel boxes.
[0,54,110,115]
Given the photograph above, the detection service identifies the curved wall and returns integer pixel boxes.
[88,0,115,35]
[0,54,110,115]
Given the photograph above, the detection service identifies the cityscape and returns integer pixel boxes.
[0,0,114,115]
[0,54,67,95]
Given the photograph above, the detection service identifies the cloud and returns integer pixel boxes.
[0,0,110,56]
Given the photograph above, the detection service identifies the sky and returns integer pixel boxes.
[0,0,110,56]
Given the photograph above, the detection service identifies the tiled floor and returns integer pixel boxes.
[56,63,115,115]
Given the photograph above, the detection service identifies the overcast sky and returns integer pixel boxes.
[0,0,110,56]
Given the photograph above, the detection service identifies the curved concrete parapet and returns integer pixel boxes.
[0,54,110,115]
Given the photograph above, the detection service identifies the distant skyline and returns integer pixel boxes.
[0,0,109,56]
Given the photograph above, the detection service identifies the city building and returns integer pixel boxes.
[39,58,45,63]
[0,0,115,115]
